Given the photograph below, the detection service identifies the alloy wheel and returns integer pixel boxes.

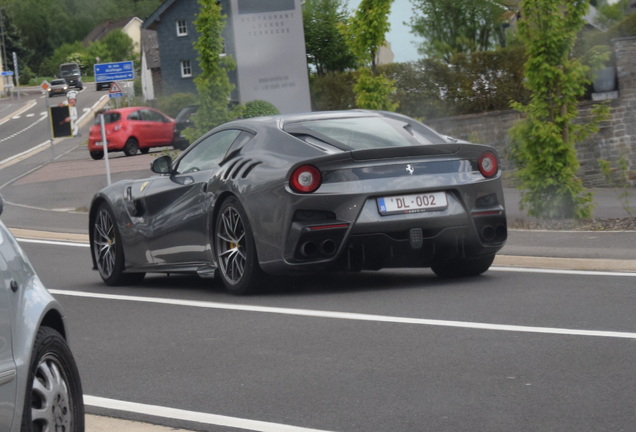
[93,207,116,279]
[216,205,247,284]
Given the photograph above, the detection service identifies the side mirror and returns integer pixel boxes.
[151,155,172,174]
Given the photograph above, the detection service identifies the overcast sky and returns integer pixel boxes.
[347,0,423,63]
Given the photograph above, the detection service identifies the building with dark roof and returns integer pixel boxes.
[141,0,311,114]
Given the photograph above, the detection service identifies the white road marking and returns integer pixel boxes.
[84,396,334,432]
[16,237,89,247]
[49,289,636,339]
[0,113,49,144]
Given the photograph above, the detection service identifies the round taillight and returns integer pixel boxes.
[478,152,498,178]
[290,165,322,193]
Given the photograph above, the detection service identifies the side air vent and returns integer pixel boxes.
[221,157,261,180]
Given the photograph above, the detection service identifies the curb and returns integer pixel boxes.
[9,227,636,274]
[87,414,195,432]
[494,255,636,273]
[9,228,88,243]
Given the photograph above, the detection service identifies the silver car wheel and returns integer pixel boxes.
[94,206,116,279]
[216,205,246,284]
[23,327,84,432]
[31,354,72,430]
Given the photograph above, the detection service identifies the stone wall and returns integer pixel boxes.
[426,36,636,188]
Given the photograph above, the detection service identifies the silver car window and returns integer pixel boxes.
[176,129,242,173]
[286,117,430,150]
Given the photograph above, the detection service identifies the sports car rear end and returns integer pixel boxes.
[256,112,507,277]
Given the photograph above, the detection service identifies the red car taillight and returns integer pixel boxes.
[478,151,498,178]
[290,165,322,193]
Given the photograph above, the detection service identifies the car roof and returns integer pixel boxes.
[102,106,161,114]
[222,110,383,128]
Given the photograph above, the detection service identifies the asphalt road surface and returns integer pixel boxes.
[16,238,636,432]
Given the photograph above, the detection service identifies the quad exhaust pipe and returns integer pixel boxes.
[480,224,507,243]
[300,239,338,258]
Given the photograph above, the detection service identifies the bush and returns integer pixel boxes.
[235,100,280,118]
[379,45,529,120]
[156,92,199,118]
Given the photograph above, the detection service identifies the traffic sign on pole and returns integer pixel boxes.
[94,61,134,83]
[108,81,123,98]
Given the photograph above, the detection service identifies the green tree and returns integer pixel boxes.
[1,0,163,73]
[38,41,85,77]
[594,0,633,26]
[184,0,235,141]
[303,0,355,75]
[100,30,135,62]
[345,0,397,110]
[409,0,510,62]
[510,0,609,220]
[0,9,34,82]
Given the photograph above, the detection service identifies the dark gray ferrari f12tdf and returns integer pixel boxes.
[89,110,507,294]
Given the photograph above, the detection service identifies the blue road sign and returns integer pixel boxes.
[1,71,14,76]
[94,61,134,83]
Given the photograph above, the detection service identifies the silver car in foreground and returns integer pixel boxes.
[0,196,84,431]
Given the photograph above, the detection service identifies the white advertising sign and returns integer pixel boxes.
[229,0,311,114]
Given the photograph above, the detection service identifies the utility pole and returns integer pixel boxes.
[0,9,7,78]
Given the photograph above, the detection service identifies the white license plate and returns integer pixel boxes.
[96,141,108,147]
[377,192,448,215]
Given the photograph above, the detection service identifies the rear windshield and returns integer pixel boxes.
[283,117,443,150]
[94,112,121,124]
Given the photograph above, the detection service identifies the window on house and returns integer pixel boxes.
[176,19,188,36]
[181,60,192,78]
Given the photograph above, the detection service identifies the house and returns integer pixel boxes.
[141,0,311,114]
[84,17,144,54]
[140,29,161,101]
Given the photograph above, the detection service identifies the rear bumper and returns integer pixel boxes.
[262,200,506,274]
[87,136,126,152]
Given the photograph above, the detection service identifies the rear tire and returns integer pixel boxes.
[431,255,495,278]
[92,203,145,285]
[124,138,139,156]
[214,197,264,295]
[21,327,84,432]
[90,151,104,160]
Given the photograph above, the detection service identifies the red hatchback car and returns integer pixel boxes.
[88,107,177,160]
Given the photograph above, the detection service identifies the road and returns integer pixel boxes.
[2,89,636,431]
[15,237,636,432]
[0,85,106,162]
